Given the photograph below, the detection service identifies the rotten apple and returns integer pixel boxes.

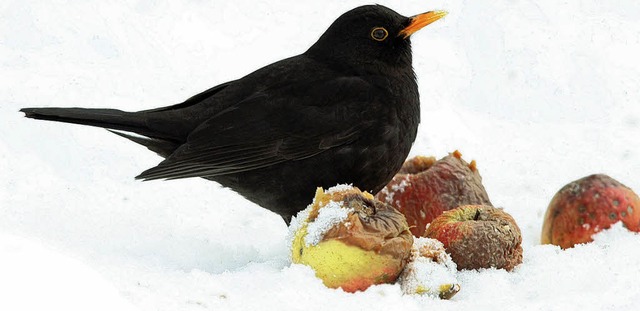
[424,205,522,271]
[541,174,640,249]
[376,151,492,236]
[289,185,413,292]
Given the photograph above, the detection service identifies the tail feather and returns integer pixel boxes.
[21,107,151,134]
[107,130,179,158]
[21,107,182,157]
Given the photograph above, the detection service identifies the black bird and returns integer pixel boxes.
[20,5,446,224]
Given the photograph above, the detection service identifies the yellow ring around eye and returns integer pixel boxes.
[370,27,388,41]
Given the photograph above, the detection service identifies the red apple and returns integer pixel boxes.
[376,151,492,237]
[424,205,523,271]
[541,174,640,249]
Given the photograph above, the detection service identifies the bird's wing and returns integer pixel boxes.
[136,76,377,180]
[140,80,237,113]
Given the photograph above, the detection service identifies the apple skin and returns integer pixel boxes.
[376,151,492,237]
[541,174,640,249]
[290,187,413,292]
[291,226,405,292]
[424,205,522,271]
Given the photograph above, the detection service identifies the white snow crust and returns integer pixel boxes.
[304,201,351,246]
[2,1,640,310]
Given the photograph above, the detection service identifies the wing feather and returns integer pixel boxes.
[137,76,376,180]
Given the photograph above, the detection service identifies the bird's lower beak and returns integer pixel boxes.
[399,10,448,39]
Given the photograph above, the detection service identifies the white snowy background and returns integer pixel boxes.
[2,0,640,310]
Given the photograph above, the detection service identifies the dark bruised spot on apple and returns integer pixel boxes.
[578,204,587,213]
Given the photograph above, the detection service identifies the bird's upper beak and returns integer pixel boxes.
[399,11,448,39]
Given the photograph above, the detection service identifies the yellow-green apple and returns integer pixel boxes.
[289,185,413,292]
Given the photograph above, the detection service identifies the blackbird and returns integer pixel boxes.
[20,5,446,224]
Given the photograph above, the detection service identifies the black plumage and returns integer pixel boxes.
[20,5,446,223]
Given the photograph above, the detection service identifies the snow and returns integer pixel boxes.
[326,183,355,194]
[286,205,311,248]
[399,238,458,297]
[378,175,411,206]
[288,185,354,247]
[2,0,640,310]
[302,200,351,247]
[0,234,137,311]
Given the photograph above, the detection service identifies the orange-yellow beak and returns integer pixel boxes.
[399,10,448,39]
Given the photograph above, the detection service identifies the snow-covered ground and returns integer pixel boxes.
[2,1,640,310]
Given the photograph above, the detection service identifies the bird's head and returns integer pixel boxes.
[305,5,447,72]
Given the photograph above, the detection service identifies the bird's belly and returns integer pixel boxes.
[212,129,412,221]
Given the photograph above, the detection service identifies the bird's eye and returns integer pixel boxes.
[370,27,388,41]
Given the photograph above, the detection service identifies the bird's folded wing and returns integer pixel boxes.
[140,80,237,113]
[136,76,377,180]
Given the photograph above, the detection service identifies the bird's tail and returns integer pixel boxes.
[20,107,159,137]
[20,107,181,156]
